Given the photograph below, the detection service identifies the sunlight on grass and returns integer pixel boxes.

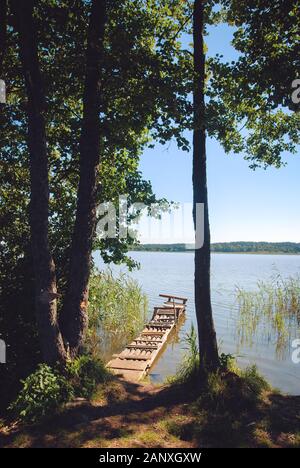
[138,430,163,447]
[91,380,127,405]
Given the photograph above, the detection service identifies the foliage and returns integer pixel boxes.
[236,274,300,357]
[9,355,112,423]
[221,0,300,111]
[0,0,190,405]
[9,364,73,424]
[207,0,300,169]
[1,0,192,275]
[66,354,111,400]
[219,353,236,372]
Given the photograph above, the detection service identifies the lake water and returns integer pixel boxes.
[94,251,300,395]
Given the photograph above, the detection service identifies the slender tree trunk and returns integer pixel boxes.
[12,0,66,364]
[60,0,107,356]
[193,0,219,372]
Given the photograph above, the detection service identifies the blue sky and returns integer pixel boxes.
[137,23,300,244]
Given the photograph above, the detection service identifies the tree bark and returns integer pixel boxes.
[0,0,6,75]
[12,0,66,364]
[60,0,107,356]
[0,0,7,110]
[193,0,219,372]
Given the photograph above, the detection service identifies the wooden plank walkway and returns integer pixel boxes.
[107,294,187,381]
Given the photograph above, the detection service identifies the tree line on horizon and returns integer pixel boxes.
[133,242,300,254]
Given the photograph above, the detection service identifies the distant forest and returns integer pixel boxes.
[132,242,300,254]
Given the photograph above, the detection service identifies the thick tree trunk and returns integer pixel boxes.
[0,0,7,111]
[12,0,66,364]
[60,0,107,356]
[0,0,6,75]
[193,0,219,372]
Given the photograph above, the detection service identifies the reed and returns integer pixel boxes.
[167,324,199,385]
[235,273,300,357]
[87,269,148,359]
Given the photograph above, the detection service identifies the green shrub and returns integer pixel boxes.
[9,364,73,424]
[241,365,270,397]
[219,353,238,372]
[203,365,270,410]
[67,355,111,399]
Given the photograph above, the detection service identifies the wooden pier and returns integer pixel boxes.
[107,294,187,381]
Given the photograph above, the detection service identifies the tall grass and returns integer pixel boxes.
[87,270,148,359]
[168,325,270,412]
[167,324,199,385]
[236,273,300,357]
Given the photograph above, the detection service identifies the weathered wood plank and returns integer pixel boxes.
[107,294,187,381]
[143,330,168,335]
[133,339,163,344]
[108,359,147,371]
[159,293,188,303]
[119,355,151,361]
[126,344,158,350]
[146,322,172,328]
[163,302,185,308]
[155,312,176,317]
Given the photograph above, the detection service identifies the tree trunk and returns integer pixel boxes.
[193,0,219,372]
[0,0,6,75]
[0,0,7,107]
[12,0,66,364]
[60,0,107,356]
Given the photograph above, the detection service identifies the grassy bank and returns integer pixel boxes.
[1,372,299,448]
[1,329,299,448]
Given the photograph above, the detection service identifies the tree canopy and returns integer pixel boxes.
[208,0,300,168]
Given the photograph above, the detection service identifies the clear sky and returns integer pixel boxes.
[137,23,300,244]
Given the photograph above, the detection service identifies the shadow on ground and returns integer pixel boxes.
[0,377,299,448]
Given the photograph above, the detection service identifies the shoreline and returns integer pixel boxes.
[131,250,300,256]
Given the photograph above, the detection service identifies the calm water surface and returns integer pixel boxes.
[94,252,300,394]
